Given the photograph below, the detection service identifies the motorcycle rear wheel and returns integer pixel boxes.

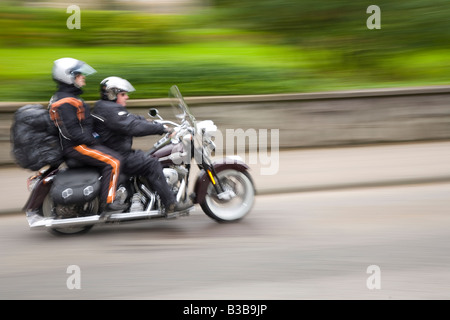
[201,169,255,222]
[42,194,97,235]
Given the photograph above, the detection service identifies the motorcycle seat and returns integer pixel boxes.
[65,157,86,168]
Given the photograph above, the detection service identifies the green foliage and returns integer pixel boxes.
[5,2,449,51]
[0,2,448,101]
[0,44,311,101]
[213,0,450,47]
[213,0,450,72]
[0,6,187,47]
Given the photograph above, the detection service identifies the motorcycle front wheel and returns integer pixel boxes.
[200,169,255,222]
[42,194,97,235]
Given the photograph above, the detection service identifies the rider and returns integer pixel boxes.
[49,58,128,214]
[92,76,189,214]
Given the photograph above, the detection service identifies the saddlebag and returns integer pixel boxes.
[50,168,101,205]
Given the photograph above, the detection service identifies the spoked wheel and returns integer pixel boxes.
[201,169,255,222]
[42,194,98,235]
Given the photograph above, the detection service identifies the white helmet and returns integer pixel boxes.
[100,76,135,101]
[52,57,96,85]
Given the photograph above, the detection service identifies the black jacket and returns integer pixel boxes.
[92,99,166,156]
[49,83,97,150]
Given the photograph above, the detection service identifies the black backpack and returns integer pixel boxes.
[10,104,64,171]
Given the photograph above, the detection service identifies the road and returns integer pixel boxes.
[3,141,450,214]
[1,183,450,300]
[1,142,450,300]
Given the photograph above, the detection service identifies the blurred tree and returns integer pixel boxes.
[214,0,450,47]
[212,0,450,71]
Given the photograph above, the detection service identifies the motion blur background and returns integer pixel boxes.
[1,0,449,101]
[2,2,450,301]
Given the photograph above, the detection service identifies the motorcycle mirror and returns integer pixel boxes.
[148,108,159,117]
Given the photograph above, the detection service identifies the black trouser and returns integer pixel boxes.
[122,149,176,207]
[64,144,123,205]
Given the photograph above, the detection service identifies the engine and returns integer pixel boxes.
[163,168,179,187]
[163,167,189,202]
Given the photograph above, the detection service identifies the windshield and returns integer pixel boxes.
[168,85,196,129]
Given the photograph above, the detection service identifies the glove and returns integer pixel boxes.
[163,125,173,134]
[164,125,177,138]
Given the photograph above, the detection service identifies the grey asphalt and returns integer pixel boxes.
[2,141,450,214]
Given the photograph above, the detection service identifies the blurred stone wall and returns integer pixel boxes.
[1,86,450,166]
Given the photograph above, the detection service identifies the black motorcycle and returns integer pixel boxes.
[24,85,256,235]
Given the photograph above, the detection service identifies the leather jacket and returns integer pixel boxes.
[92,99,166,156]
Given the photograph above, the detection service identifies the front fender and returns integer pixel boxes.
[193,157,251,204]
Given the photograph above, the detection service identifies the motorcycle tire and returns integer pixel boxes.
[200,169,255,222]
[42,194,97,236]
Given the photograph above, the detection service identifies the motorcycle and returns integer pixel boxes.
[24,85,256,235]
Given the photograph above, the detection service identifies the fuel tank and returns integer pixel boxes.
[150,143,184,167]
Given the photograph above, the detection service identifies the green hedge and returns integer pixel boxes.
[0,6,191,47]
[0,3,449,101]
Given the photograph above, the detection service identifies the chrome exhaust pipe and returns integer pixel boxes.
[27,211,101,229]
[108,210,161,220]
[26,210,163,229]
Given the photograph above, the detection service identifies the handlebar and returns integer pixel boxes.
[154,119,180,127]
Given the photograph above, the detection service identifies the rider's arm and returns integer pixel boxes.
[102,105,167,137]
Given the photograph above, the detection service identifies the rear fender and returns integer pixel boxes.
[23,167,59,212]
[193,157,250,204]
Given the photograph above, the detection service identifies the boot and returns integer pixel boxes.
[165,200,194,214]
[99,200,128,218]
[106,201,128,212]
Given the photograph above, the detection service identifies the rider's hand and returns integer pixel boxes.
[164,125,176,138]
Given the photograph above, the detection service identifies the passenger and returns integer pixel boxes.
[49,58,128,214]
